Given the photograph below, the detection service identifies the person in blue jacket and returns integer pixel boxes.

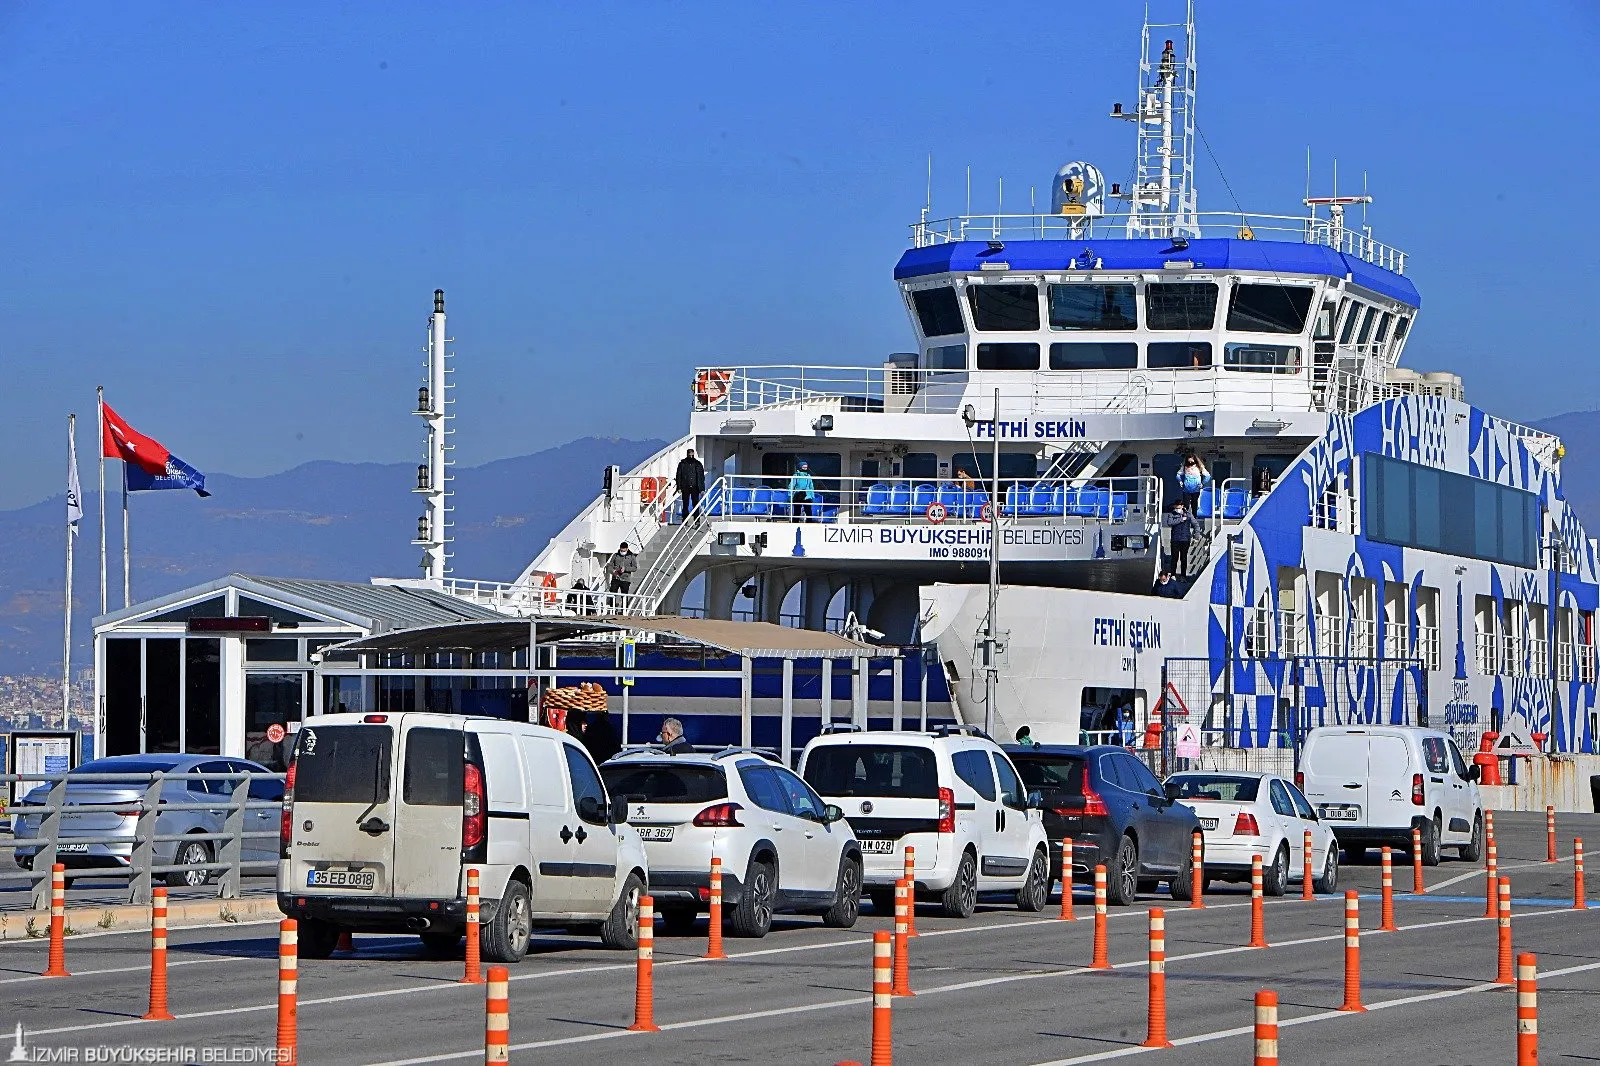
[788,460,817,521]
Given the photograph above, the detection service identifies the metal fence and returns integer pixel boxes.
[2,772,284,909]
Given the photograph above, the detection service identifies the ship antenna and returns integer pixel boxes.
[416,289,453,584]
[1117,0,1199,239]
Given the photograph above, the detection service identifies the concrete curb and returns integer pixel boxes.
[0,895,280,940]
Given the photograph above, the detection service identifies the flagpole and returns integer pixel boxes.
[121,462,131,608]
[63,413,76,730]
[97,387,107,616]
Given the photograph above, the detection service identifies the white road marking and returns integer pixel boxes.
[1425,853,1570,894]
[0,915,279,947]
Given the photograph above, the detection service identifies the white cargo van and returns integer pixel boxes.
[277,712,648,961]
[1297,725,1484,866]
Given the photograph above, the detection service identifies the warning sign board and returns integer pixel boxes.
[1493,731,1543,757]
[1174,723,1201,759]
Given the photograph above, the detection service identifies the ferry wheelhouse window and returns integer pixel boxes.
[1049,342,1138,370]
[975,342,1040,370]
[911,287,966,337]
[1147,342,1213,369]
[1226,284,1313,334]
[1144,282,1218,330]
[1047,284,1136,330]
[923,344,966,370]
[968,284,1040,331]
[1364,454,1541,568]
[1223,343,1301,374]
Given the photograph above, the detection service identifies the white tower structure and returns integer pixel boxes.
[1112,0,1199,239]
[413,289,453,583]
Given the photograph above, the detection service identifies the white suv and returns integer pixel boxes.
[599,748,863,938]
[797,728,1051,919]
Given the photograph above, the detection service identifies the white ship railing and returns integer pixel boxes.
[708,473,1161,528]
[910,211,1407,274]
[441,578,655,618]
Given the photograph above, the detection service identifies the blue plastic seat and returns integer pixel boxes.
[703,483,725,517]
[937,483,964,514]
[729,485,755,515]
[751,486,776,516]
[889,482,913,515]
[1044,483,1066,516]
[963,489,990,518]
[1001,481,1032,516]
[1110,492,1130,521]
[1027,482,1055,516]
[911,483,937,514]
[1223,488,1249,520]
[862,482,891,515]
[1194,488,1217,519]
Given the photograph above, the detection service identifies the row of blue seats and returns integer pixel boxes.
[704,484,841,521]
[1193,485,1250,520]
[860,481,1131,521]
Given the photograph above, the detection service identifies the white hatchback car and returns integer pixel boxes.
[1165,771,1340,895]
[599,748,863,938]
[797,728,1051,919]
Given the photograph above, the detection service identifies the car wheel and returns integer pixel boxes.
[600,872,643,950]
[1107,836,1139,906]
[1264,845,1290,897]
[1460,814,1484,863]
[728,859,776,938]
[1169,839,1196,901]
[1419,815,1442,867]
[419,931,462,959]
[1016,849,1049,912]
[1313,843,1339,894]
[482,878,533,963]
[822,856,863,928]
[940,850,978,919]
[298,917,340,960]
[656,905,700,937]
[167,839,211,889]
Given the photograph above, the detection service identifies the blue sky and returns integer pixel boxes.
[2,0,1597,508]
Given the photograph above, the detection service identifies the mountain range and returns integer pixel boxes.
[0,437,666,676]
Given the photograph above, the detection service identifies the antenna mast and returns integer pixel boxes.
[414,289,453,583]
[1111,0,1199,239]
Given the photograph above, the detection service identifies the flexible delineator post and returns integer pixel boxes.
[142,886,174,1021]
[1253,990,1279,1066]
[1301,830,1314,901]
[629,895,660,1032]
[1059,839,1076,920]
[1248,854,1268,948]
[1575,838,1588,911]
[1412,827,1425,894]
[1141,908,1172,1048]
[1338,891,1364,1012]
[1189,832,1204,910]
[276,919,298,1066]
[706,857,727,959]
[1496,878,1515,986]
[902,846,918,937]
[1090,864,1111,969]
[891,879,913,997]
[871,931,893,1066]
[1379,847,1397,931]
[1516,953,1538,1066]
[461,868,483,984]
[485,965,510,1065]
[43,863,68,978]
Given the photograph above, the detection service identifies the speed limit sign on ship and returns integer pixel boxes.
[925,501,948,524]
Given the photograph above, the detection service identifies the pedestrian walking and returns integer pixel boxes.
[1166,502,1198,575]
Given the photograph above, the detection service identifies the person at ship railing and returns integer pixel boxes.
[609,542,638,595]
[1164,502,1199,575]
[1153,570,1184,598]
[788,460,817,521]
[675,447,706,520]
[955,467,976,492]
[1178,453,1210,513]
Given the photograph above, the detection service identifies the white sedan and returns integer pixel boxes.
[1163,771,1340,895]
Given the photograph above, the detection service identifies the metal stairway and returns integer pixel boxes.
[631,481,721,612]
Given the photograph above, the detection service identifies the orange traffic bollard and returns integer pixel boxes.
[1301,830,1314,901]
[1576,837,1588,911]
[1189,831,1205,909]
[42,863,68,977]
[1141,908,1172,1048]
[1338,891,1364,1012]
[870,930,893,1066]
[1379,847,1397,931]
[460,868,483,984]
[1089,864,1111,969]
[629,895,660,1032]
[1058,839,1076,920]
[141,886,174,1021]
[891,879,913,997]
[705,857,727,959]
[1248,854,1268,948]
[902,847,918,937]
[1516,952,1538,1066]
[1485,830,1500,918]
[1496,878,1514,985]
[485,964,510,1064]
[1253,990,1279,1066]
[1547,806,1557,863]
[1412,827,1425,894]
[276,919,298,1066]
[335,929,354,954]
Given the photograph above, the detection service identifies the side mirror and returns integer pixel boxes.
[1465,764,1480,782]
[1026,790,1046,811]
[609,796,630,825]
[822,804,845,824]
[577,795,604,824]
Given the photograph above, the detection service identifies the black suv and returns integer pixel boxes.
[1004,745,1201,905]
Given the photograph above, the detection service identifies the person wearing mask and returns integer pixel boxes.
[1165,501,1198,575]
[656,716,692,754]
[1154,570,1184,597]
[1178,453,1210,514]
[608,543,638,595]
[675,447,706,519]
[787,460,817,521]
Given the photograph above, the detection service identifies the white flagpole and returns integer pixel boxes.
[121,461,130,608]
[63,413,78,730]
[97,387,107,616]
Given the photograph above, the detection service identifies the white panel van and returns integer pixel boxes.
[1297,725,1483,866]
[277,712,648,961]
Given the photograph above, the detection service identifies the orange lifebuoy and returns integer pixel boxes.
[694,369,731,407]
[540,572,558,606]
[640,476,667,506]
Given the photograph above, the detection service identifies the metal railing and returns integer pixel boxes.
[3,771,283,909]
[710,473,1161,527]
[909,210,1408,274]
[442,578,655,618]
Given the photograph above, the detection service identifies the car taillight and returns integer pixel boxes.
[1234,811,1260,836]
[1412,773,1425,806]
[280,760,297,858]
[462,762,486,849]
[692,802,744,828]
[1294,771,1304,790]
[937,787,955,833]
[1081,786,1109,818]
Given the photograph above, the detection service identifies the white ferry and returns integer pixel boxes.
[441,2,1597,760]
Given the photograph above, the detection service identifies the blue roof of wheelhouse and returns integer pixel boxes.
[893,238,1421,307]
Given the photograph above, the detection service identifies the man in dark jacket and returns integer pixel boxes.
[675,448,706,519]
[657,717,692,754]
[1166,502,1198,575]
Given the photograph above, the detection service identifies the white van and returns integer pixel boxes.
[277,712,648,961]
[1297,725,1484,866]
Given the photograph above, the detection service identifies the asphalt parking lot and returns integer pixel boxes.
[0,810,1595,1065]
